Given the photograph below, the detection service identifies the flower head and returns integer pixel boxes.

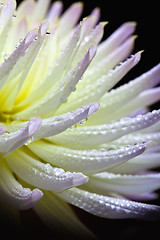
[0,0,160,238]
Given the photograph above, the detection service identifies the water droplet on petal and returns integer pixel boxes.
[79,118,88,125]
[24,138,33,145]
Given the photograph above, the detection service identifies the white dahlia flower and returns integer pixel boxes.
[0,0,160,238]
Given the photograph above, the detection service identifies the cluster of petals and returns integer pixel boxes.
[0,0,160,237]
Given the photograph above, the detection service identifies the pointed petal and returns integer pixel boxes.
[111,152,160,174]
[32,0,51,23]
[33,102,99,140]
[57,187,160,219]
[88,171,160,195]
[94,63,160,124]
[95,22,136,62]
[0,0,16,53]
[0,160,43,210]
[115,87,160,119]
[29,141,147,174]
[126,192,159,202]
[47,1,63,24]
[0,118,41,156]
[58,2,83,36]
[5,149,88,191]
[50,110,160,148]
[113,131,160,145]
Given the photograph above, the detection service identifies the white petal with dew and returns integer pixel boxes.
[0,160,43,210]
[111,152,160,174]
[29,141,147,174]
[93,63,160,124]
[50,109,160,148]
[88,172,160,195]
[95,22,137,62]
[57,187,160,219]
[5,149,88,191]
[34,102,99,140]
[0,118,41,156]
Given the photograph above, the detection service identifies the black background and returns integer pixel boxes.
[2,0,160,239]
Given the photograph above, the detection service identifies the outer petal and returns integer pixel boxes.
[0,0,16,53]
[47,1,63,24]
[50,109,160,148]
[111,152,160,174]
[0,117,41,156]
[5,149,88,191]
[58,2,83,36]
[95,22,137,62]
[34,102,99,140]
[111,132,160,146]
[113,87,160,119]
[57,188,160,219]
[29,141,147,174]
[93,64,160,124]
[87,172,160,195]
[0,160,43,210]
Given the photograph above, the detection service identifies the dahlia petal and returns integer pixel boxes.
[95,63,160,123]
[90,7,100,25]
[16,0,35,24]
[126,192,159,201]
[111,132,160,148]
[68,36,137,94]
[0,160,43,210]
[0,117,41,156]
[63,50,140,113]
[29,141,147,174]
[15,45,97,119]
[33,191,96,239]
[4,23,49,109]
[19,22,83,105]
[111,152,160,174]
[0,0,16,55]
[95,22,136,62]
[88,172,160,195]
[58,2,83,36]
[0,29,37,88]
[5,149,88,191]
[72,22,106,67]
[51,110,160,148]
[116,87,160,118]
[57,187,160,219]
[33,0,51,23]
[47,1,63,24]
[0,0,16,35]
[33,102,99,140]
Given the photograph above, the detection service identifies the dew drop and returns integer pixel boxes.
[70,124,77,131]
[24,138,33,145]
[3,53,9,61]
[79,118,88,125]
